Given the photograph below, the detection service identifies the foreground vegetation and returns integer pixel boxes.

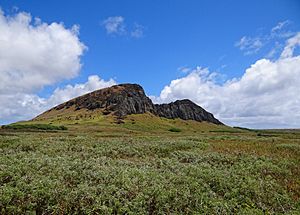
[0,117,300,214]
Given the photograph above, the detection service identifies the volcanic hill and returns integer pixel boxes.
[34,84,222,125]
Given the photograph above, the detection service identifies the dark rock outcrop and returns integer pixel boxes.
[37,83,222,124]
[155,99,222,125]
[51,84,156,117]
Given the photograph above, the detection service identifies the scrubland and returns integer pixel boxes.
[1,116,300,214]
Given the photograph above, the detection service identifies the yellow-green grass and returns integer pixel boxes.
[7,111,237,135]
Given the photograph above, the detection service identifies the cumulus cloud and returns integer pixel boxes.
[0,9,86,93]
[0,75,116,124]
[0,10,117,125]
[0,93,46,124]
[154,33,300,128]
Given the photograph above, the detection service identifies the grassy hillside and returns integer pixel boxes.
[9,112,233,135]
[1,115,300,214]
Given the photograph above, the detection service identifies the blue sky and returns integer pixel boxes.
[1,0,300,128]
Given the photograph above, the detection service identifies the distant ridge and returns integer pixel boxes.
[34,83,223,125]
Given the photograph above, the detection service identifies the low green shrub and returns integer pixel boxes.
[0,129,299,214]
[2,124,67,131]
[276,143,300,151]
[168,127,181,132]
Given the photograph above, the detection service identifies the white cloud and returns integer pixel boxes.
[281,32,300,58]
[0,93,47,124]
[271,20,289,32]
[0,75,116,124]
[0,9,86,93]
[154,33,300,128]
[177,66,192,73]
[271,20,292,37]
[0,10,117,125]
[102,16,145,38]
[235,36,264,55]
[102,16,126,35]
[236,20,295,56]
[131,23,144,38]
[265,41,281,59]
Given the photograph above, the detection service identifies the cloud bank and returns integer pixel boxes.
[0,75,116,124]
[0,10,115,124]
[0,9,86,93]
[153,33,300,128]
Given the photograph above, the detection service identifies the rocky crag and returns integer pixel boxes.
[35,83,222,125]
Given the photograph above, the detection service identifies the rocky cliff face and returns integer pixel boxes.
[51,84,155,117]
[155,99,222,125]
[37,83,222,125]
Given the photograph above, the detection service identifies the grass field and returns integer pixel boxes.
[1,115,300,214]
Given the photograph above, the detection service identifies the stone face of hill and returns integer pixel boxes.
[155,99,222,125]
[35,83,222,125]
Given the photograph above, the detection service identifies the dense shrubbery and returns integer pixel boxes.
[0,131,299,214]
[1,124,67,131]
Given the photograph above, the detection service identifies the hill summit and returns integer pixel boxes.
[35,83,222,125]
